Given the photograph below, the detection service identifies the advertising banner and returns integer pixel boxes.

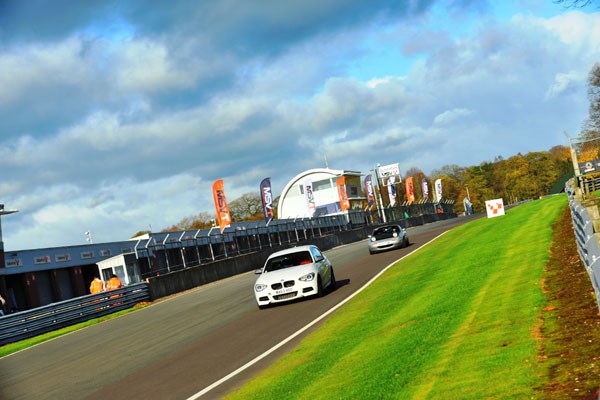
[212,179,232,232]
[435,178,443,203]
[579,159,600,175]
[387,176,397,207]
[422,178,429,200]
[365,175,376,206]
[405,176,415,204]
[304,178,316,217]
[378,163,401,179]
[337,176,350,212]
[485,198,505,218]
[260,177,274,224]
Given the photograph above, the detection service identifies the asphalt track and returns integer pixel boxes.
[0,215,479,400]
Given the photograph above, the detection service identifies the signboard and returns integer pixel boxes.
[34,255,51,265]
[579,159,600,175]
[378,163,401,179]
[55,254,71,262]
[6,258,22,268]
[81,251,95,259]
[485,198,505,218]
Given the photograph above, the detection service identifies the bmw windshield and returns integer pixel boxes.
[264,251,313,272]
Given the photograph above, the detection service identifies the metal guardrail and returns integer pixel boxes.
[567,194,600,311]
[0,283,150,346]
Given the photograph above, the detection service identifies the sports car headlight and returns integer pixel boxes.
[370,237,376,242]
[299,272,315,282]
[255,283,268,292]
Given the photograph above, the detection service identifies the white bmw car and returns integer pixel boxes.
[254,245,336,309]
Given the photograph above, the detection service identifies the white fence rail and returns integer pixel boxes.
[568,194,600,311]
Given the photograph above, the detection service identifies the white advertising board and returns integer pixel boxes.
[485,198,505,218]
[378,163,400,178]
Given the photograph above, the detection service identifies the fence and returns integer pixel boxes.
[136,203,456,279]
[567,191,600,311]
[0,283,150,346]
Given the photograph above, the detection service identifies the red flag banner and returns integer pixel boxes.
[212,179,231,232]
[405,176,415,204]
[337,176,350,212]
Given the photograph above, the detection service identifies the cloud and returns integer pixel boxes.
[1,2,599,250]
[433,108,474,125]
[545,71,583,99]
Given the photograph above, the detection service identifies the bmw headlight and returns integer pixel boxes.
[299,272,315,282]
[255,283,268,292]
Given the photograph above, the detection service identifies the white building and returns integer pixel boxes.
[277,168,364,219]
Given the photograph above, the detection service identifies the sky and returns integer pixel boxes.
[0,0,599,251]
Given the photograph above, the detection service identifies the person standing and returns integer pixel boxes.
[89,276,104,294]
[105,274,123,306]
[105,274,122,291]
[0,294,5,316]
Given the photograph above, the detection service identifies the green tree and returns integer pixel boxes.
[228,192,264,221]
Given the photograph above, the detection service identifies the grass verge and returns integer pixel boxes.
[226,195,567,399]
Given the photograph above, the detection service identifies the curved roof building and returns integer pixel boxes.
[277,168,364,219]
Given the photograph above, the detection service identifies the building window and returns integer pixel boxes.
[313,179,333,191]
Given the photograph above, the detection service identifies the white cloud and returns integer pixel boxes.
[433,108,474,125]
[545,71,583,100]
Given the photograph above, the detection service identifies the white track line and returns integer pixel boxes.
[187,231,449,399]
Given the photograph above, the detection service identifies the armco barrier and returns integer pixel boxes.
[0,283,150,346]
[568,194,600,311]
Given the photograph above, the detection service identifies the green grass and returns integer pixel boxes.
[227,196,567,399]
[0,303,149,357]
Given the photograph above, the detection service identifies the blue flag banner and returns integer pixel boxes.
[260,177,274,224]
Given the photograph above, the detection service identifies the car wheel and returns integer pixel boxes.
[317,276,324,297]
[405,236,410,246]
[329,268,337,291]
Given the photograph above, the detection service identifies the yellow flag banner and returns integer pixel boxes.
[212,179,232,232]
